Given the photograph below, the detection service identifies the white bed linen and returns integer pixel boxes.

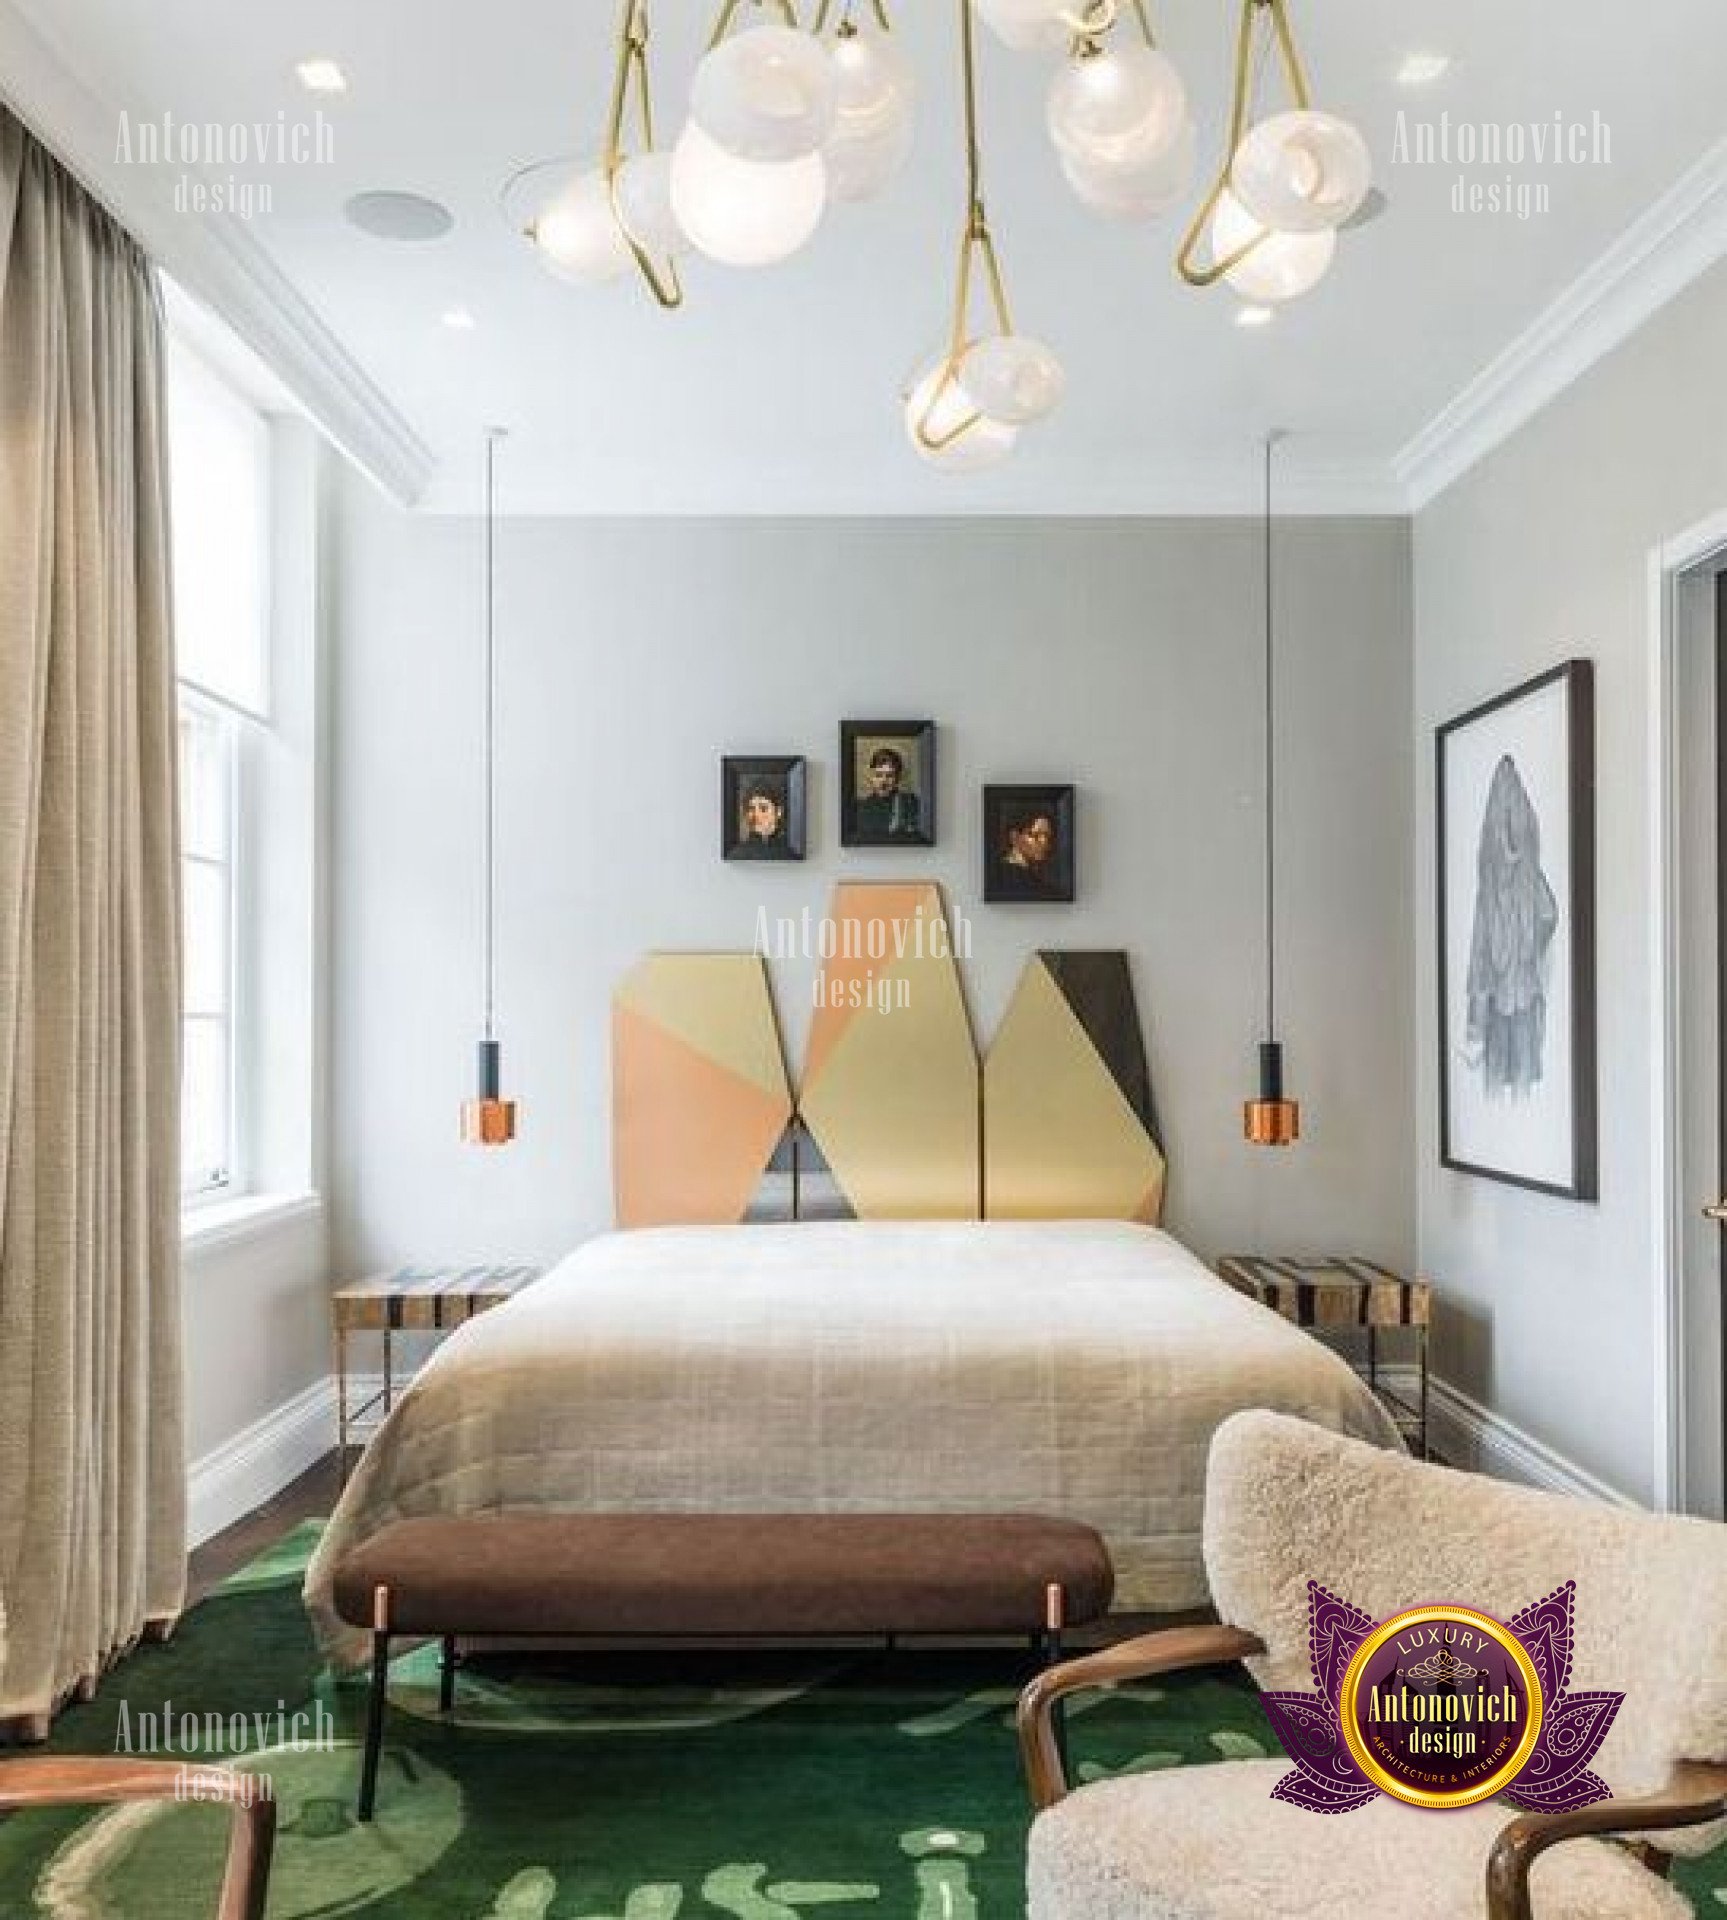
[304,1221,1400,1662]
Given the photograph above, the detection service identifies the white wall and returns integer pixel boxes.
[329,482,1414,1283]
[1414,257,1727,1506]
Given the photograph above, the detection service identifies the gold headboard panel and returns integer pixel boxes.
[612,903,1164,1228]
[799,882,981,1220]
[613,953,793,1227]
[984,950,1167,1225]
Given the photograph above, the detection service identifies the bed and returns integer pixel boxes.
[304,1219,1399,1664]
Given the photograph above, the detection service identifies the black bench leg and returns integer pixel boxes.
[439,1635,458,1716]
[359,1592,391,1823]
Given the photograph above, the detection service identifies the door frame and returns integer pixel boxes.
[1650,505,1727,1513]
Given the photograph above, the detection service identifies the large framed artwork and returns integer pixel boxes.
[1437,660,1597,1200]
[840,719,936,847]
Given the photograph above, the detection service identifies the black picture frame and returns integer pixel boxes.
[982,783,1076,904]
[721,755,806,862]
[839,719,937,848]
[1436,660,1597,1200]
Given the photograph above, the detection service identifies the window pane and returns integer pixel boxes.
[182,1015,230,1191]
[178,699,229,861]
[183,856,230,1019]
[168,341,269,713]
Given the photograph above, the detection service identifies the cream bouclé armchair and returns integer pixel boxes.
[1019,1411,1727,1920]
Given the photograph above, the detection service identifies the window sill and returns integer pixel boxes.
[182,1190,322,1258]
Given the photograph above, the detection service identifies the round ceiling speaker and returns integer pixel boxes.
[343,190,456,241]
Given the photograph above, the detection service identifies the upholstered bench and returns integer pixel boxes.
[333,1511,1115,1820]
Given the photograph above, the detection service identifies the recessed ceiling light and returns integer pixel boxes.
[296,58,348,95]
[344,191,456,242]
[442,308,477,331]
[1235,305,1275,329]
[1396,51,1452,86]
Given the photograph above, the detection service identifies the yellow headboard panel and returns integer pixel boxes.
[984,950,1166,1224]
[612,899,1164,1227]
[799,882,981,1220]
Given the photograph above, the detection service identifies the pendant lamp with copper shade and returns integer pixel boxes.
[1245,429,1299,1147]
[462,427,517,1147]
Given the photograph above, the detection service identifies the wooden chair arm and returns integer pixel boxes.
[1017,1624,1268,1810]
[1486,1761,1727,1920]
[0,1756,275,1920]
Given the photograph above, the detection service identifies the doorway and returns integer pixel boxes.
[1666,552,1727,1518]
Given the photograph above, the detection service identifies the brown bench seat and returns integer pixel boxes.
[332,1511,1114,1819]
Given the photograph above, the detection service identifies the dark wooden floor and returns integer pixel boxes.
[186,1452,342,1606]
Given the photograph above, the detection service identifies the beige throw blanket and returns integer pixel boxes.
[306,1222,1399,1663]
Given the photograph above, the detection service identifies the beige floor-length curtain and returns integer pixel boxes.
[0,106,186,1738]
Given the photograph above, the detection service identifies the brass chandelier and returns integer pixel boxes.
[505,0,1374,468]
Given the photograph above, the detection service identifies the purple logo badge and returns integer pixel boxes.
[1263,1580,1624,1814]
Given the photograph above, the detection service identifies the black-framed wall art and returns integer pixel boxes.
[721,755,806,862]
[982,783,1075,904]
[1436,660,1597,1200]
[839,719,936,847]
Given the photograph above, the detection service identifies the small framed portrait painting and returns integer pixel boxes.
[840,719,936,848]
[721,755,806,862]
[983,784,1075,903]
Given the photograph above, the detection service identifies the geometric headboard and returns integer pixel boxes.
[612,882,1166,1229]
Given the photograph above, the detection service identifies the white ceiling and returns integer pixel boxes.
[10,0,1727,512]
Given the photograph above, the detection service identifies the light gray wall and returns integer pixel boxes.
[328,480,1414,1283]
[1414,257,1727,1505]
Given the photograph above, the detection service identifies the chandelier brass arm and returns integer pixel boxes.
[910,0,1018,455]
[1175,0,1313,288]
[810,0,892,32]
[602,0,683,308]
[707,0,801,49]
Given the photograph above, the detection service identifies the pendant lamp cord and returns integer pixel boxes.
[1262,429,1278,1044]
[483,429,501,1044]
[961,0,982,222]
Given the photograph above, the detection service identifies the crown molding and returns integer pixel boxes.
[1395,136,1727,511]
[412,453,1409,518]
[0,0,434,506]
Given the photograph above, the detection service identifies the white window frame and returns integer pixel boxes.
[169,340,273,1216]
[178,686,248,1205]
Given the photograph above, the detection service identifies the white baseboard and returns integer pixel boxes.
[187,1375,336,1547]
[1377,1366,1638,1508]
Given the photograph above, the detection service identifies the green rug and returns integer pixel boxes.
[1,1524,1722,1917]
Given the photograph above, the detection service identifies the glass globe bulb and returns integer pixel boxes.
[530,167,631,284]
[690,23,837,163]
[1212,190,1336,302]
[670,121,827,266]
[973,0,1072,54]
[613,151,686,257]
[1060,116,1196,222]
[904,360,1018,471]
[1047,45,1187,170]
[830,28,915,137]
[957,335,1066,426]
[825,115,913,203]
[1230,110,1372,232]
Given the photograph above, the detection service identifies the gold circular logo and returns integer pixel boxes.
[1338,1604,1544,1810]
